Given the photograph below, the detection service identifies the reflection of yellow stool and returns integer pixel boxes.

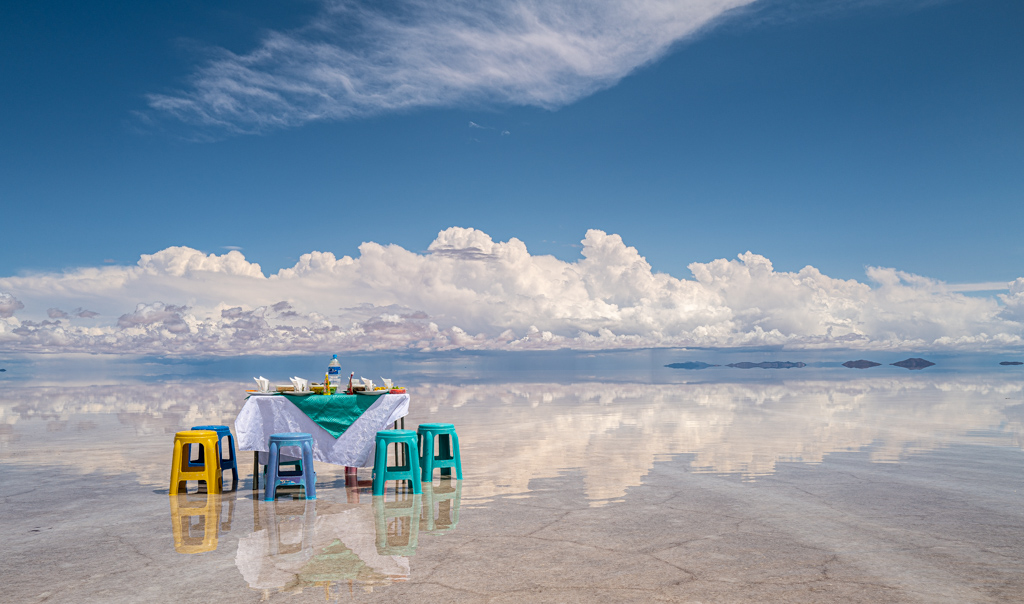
[170,430,222,495]
[169,493,220,554]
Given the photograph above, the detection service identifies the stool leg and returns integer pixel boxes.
[265,442,280,501]
[301,441,316,500]
[205,440,222,494]
[225,433,238,491]
[421,433,436,483]
[409,441,422,495]
[372,438,387,496]
[451,431,463,480]
[170,440,185,495]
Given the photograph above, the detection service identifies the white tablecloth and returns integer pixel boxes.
[235,393,409,467]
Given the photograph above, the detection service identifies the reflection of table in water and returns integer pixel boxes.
[234,481,461,594]
[169,492,237,554]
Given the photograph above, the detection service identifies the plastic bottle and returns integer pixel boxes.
[327,355,342,392]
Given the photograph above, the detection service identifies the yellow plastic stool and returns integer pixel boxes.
[170,430,222,495]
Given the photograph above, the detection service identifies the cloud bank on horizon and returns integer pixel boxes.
[146,0,757,134]
[1,228,1022,356]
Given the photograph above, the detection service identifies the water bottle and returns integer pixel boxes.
[327,355,342,392]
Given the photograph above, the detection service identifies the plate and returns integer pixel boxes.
[356,389,388,396]
[286,391,313,396]
[246,390,280,395]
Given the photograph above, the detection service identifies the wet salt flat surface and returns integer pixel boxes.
[3,358,1024,602]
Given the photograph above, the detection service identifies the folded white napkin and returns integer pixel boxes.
[381,377,393,389]
[254,376,270,392]
[360,377,374,390]
[290,376,309,391]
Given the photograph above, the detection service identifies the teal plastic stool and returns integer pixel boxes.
[372,430,422,496]
[265,433,316,501]
[418,423,463,482]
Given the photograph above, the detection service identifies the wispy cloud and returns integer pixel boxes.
[1,228,1022,355]
[145,0,756,136]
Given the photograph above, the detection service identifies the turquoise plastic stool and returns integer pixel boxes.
[190,425,238,491]
[372,430,422,496]
[265,433,316,501]
[418,423,463,482]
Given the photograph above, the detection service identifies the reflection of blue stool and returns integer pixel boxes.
[372,430,421,496]
[190,425,238,491]
[265,433,316,501]
[418,423,463,482]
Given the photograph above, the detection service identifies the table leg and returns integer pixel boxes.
[253,452,259,490]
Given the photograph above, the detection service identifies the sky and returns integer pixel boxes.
[1,0,1022,355]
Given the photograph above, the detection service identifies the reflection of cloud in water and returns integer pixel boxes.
[2,377,1024,503]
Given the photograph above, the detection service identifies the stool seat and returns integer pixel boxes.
[265,433,316,501]
[190,425,238,491]
[417,423,463,482]
[372,430,422,496]
[170,430,222,495]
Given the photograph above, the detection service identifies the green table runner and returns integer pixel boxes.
[280,393,380,438]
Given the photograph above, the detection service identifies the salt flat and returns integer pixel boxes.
[2,360,1023,602]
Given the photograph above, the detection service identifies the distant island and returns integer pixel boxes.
[843,360,881,369]
[727,361,806,369]
[891,358,935,370]
[1000,361,1024,366]
[0,368,5,372]
[665,362,718,370]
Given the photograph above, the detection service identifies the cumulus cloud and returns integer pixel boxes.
[0,227,1021,355]
[145,0,756,135]
[0,293,24,318]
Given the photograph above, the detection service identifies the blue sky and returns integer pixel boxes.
[1,0,1023,355]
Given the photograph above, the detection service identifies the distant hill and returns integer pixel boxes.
[843,360,881,369]
[727,361,805,369]
[891,358,935,370]
[665,362,718,370]
[1000,361,1023,366]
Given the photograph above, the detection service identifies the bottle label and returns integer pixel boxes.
[328,367,341,377]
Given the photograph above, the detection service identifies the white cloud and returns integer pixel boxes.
[0,293,25,318]
[146,0,756,135]
[0,227,1022,355]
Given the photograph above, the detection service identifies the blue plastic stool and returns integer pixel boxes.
[372,430,422,496]
[190,425,239,491]
[418,423,463,482]
[265,433,316,501]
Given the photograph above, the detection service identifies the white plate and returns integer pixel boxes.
[286,391,313,396]
[246,390,280,396]
[356,389,388,396]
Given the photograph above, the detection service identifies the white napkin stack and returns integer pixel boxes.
[290,377,309,392]
[360,377,374,390]
[381,377,393,389]
[254,376,270,392]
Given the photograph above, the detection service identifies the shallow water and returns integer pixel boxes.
[2,354,1024,602]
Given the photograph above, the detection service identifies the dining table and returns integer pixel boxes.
[234,392,410,481]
